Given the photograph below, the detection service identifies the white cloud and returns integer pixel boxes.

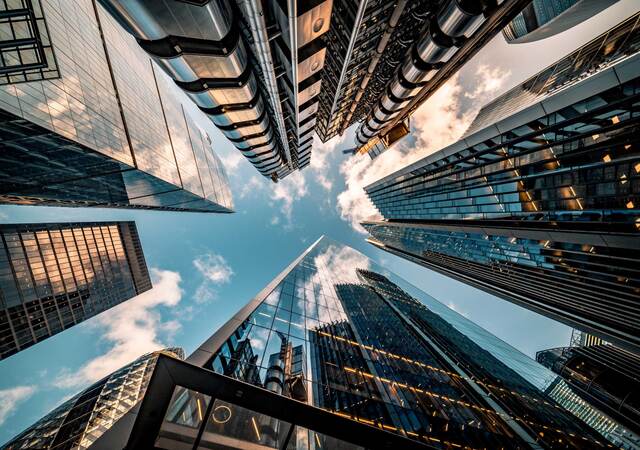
[220,151,244,173]
[192,252,233,304]
[0,386,37,426]
[269,171,308,227]
[53,269,183,389]
[315,172,333,192]
[464,64,512,101]
[239,175,263,199]
[336,67,510,233]
[308,133,347,192]
[313,244,371,284]
[193,253,233,284]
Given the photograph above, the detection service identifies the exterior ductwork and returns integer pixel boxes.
[99,0,287,179]
[355,0,486,146]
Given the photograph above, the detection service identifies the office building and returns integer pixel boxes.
[2,348,184,450]
[0,221,151,360]
[52,236,640,449]
[503,0,619,44]
[537,333,640,441]
[0,0,233,212]
[99,0,333,181]
[349,0,530,158]
[98,0,530,168]
[363,14,640,354]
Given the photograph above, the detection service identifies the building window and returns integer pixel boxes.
[0,0,59,85]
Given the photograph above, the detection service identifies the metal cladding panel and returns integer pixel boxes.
[298,79,322,105]
[540,69,621,116]
[297,47,327,82]
[298,101,319,121]
[614,52,640,83]
[494,103,548,135]
[454,124,500,152]
[297,0,333,48]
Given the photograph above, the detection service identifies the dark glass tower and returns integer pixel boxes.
[537,333,640,442]
[0,0,233,212]
[0,221,151,360]
[12,237,639,449]
[503,0,619,44]
[185,237,637,448]
[1,348,184,450]
[363,14,640,354]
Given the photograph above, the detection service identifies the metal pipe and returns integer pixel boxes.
[326,0,369,131]
[98,0,285,178]
[355,0,488,149]
[237,0,292,167]
[342,0,408,130]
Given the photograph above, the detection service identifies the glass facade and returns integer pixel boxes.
[502,0,618,44]
[363,15,640,355]
[184,236,626,449]
[0,0,60,85]
[0,0,232,213]
[2,348,184,450]
[537,341,640,443]
[0,221,151,360]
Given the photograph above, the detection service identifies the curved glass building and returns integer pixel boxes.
[503,0,619,44]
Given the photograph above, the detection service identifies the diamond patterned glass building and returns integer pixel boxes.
[0,221,151,360]
[1,348,184,450]
[363,14,640,355]
[0,0,232,212]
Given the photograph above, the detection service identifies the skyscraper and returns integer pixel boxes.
[363,13,640,354]
[503,0,620,44]
[537,332,640,441]
[97,1,532,172]
[2,348,184,450]
[56,236,640,449]
[0,221,151,360]
[99,0,332,181]
[0,0,233,212]
[347,0,531,158]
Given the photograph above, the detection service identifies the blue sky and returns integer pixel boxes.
[0,1,637,443]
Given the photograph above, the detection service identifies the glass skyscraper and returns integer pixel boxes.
[363,13,640,354]
[0,221,151,360]
[10,237,639,449]
[0,0,232,213]
[2,348,184,450]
